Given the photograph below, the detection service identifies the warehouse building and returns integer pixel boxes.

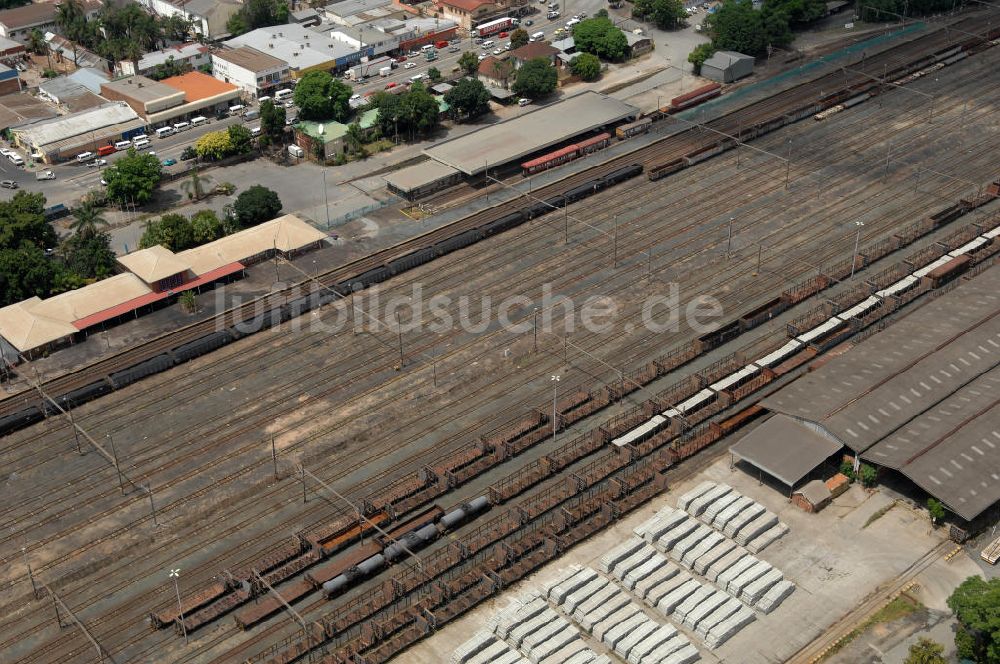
[226,24,369,78]
[211,46,291,100]
[701,51,754,84]
[101,72,240,128]
[734,266,1000,524]
[0,215,328,358]
[11,103,145,163]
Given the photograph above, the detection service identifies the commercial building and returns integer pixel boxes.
[101,72,240,127]
[0,1,100,41]
[701,51,754,83]
[136,0,242,39]
[0,62,20,96]
[435,0,497,30]
[212,46,291,99]
[44,31,105,69]
[423,91,638,176]
[0,93,57,132]
[116,42,211,78]
[225,23,369,78]
[37,74,105,111]
[0,215,328,358]
[11,102,145,162]
[754,265,1000,523]
[322,0,404,26]
[0,34,25,63]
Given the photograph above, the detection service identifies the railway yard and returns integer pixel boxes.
[2,10,1000,664]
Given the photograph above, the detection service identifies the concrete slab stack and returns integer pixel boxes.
[681,531,725,569]
[704,547,749,583]
[645,569,693,608]
[704,606,756,649]
[495,595,548,640]
[683,590,730,631]
[546,567,598,604]
[672,585,715,624]
[686,484,733,517]
[524,619,579,663]
[630,625,679,661]
[643,636,690,663]
[563,577,611,614]
[452,630,500,663]
[615,621,658,662]
[670,524,715,563]
[656,517,700,551]
[726,560,772,596]
[656,579,704,616]
[598,537,647,574]
[746,522,789,553]
[692,540,737,576]
[466,640,514,664]
[576,586,631,632]
[695,597,743,639]
[723,503,765,538]
[640,509,691,544]
[701,492,740,524]
[602,612,649,651]
[633,561,680,601]
[677,481,716,511]
[757,578,796,614]
[593,604,642,642]
[614,546,658,581]
[741,568,784,606]
[563,652,597,664]
[662,642,701,664]
[714,555,757,592]
[489,651,527,664]
[508,608,560,649]
[712,496,755,531]
[734,512,779,546]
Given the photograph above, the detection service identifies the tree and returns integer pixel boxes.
[159,14,192,42]
[427,66,442,83]
[293,70,352,122]
[705,0,792,54]
[140,213,194,251]
[148,55,191,81]
[69,198,108,236]
[228,124,254,154]
[344,123,366,157]
[179,290,197,313]
[103,148,162,205]
[927,498,946,525]
[458,51,480,76]
[195,130,233,161]
[60,229,116,280]
[401,82,441,137]
[688,42,716,74]
[444,77,491,121]
[858,463,877,488]
[0,244,58,306]
[0,191,56,251]
[27,28,47,56]
[233,185,282,228]
[513,58,558,99]
[226,0,288,36]
[260,99,286,140]
[55,0,85,65]
[190,209,227,244]
[903,637,946,664]
[633,0,687,30]
[947,577,1000,663]
[510,28,530,49]
[573,17,629,61]
[571,52,602,81]
[596,8,609,17]
[181,167,213,201]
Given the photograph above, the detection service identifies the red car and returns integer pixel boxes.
[385,82,397,89]
[396,56,407,62]
[499,31,509,38]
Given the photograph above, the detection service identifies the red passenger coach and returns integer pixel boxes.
[520,132,612,176]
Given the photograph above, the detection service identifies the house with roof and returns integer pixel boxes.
[212,46,291,99]
[0,1,100,42]
[136,0,242,39]
[44,31,106,70]
[0,34,25,63]
[510,41,559,68]
[115,42,211,78]
[435,0,496,30]
[225,24,369,78]
[37,75,106,111]
[477,55,514,89]
[11,102,145,163]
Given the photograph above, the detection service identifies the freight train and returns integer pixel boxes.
[0,164,644,440]
[520,133,612,176]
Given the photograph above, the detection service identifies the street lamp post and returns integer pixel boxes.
[169,568,188,644]
[551,374,560,442]
[726,216,734,258]
[850,221,864,280]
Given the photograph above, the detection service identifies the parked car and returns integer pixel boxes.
[493,48,503,55]
[448,46,460,52]
[0,180,17,189]
[87,159,107,168]
[162,158,176,166]
[404,61,417,69]
[349,93,361,102]
[478,53,488,61]
[499,31,508,38]
[396,55,407,62]
[524,19,534,25]
[385,82,397,89]
[35,170,55,180]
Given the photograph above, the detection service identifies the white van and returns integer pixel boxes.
[8,153,23,166]
[114,140,132,150]
[76,151,94,163]
[257,95,271,105]
[133,138,150,150]
[566,18,580,28]
[155,126,175,138]
[481,39,495,48]
[173,121,190,132]
[420,44,434,51]
[190,116,207,127]
[228,104,245,116]
[250,126,261,136]
[131,134,148,144]
[244,109,260,120]
[531,31,545,41]
[274,89,293,101]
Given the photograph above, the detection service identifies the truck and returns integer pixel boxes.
[345,56,395,81]
[424,49,438,61]
[36,170,55,180]
[476,16,513,37]
[288,144,304,159]
[379,66,392,77]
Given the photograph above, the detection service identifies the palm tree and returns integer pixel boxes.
[180,167,213,201]
[69,197,109,236]
[27,28,52,71]
[55,0,85,66]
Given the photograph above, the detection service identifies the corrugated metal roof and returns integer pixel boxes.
[176,214,327,275]
[13,103,140,149]
[730,414,843,487]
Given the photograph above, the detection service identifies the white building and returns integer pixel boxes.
[211,46,291,99]
[136,0,241,39]
[117,42,211,77]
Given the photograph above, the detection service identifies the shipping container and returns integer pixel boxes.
[615,117,652,140]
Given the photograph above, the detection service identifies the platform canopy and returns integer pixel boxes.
[729,414,843,488]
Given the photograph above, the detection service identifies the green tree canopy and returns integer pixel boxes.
[60,229,116,280]
[226,0,288,36]
[458,51,480,76]
[233,185,282,228]
[0,191,56,251]
[195,130,233,161]
[294,71,353,122]
[228,124,254,154]
[0,244,59,306]
[190,210,228,244]
[706,0,792,54]
[260,99,287,140]
[573,17,629,61]
[510,28,530,49]
[427,66,442,83]
[140,213,195,251]
[948,576,1000,663]
[512,58,558,99]
[444,78,491,121]
[372,84,440,140]
[927,498,946,524]
[103,148,162,205]
[903,637,946,664]
[571,52,602,81]
[688,42,716,74]
[633,0,687,29]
